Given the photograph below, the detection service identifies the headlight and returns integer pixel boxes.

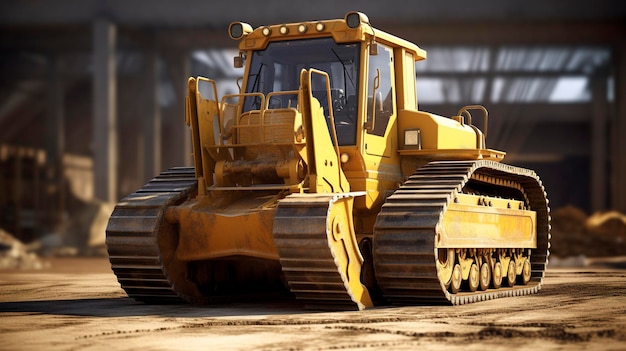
[404,129,421,148]
[345,12,369,28]
[228,22,253,40]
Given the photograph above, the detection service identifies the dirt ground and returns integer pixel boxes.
[0,257,625,351]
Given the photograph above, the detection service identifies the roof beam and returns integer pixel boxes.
[1,0,624,27]
[1,21,624,53]
[382,21,625,46]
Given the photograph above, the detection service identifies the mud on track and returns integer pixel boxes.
[0,258,625,351]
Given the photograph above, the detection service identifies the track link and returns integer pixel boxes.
[106,167,197,303]
[273,194,370,310]
[374,160,550,305]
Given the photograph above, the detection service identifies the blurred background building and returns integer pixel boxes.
[0,0,625,247]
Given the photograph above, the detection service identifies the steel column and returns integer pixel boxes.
[141,46,161,182]
[92,17,118,202]
[590,71,608,212]
[613,43,626,212]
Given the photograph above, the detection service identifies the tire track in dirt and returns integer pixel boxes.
[323,324,623,343]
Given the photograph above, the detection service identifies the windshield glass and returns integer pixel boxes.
[244,38,360,145]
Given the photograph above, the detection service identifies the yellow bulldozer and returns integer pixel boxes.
[106,12,550,310]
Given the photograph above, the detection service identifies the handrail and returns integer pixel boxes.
[196,77,220,130]
[457,105,489,139]
[221,92,266,125]
[220,92,265,144]
[265,90,300,110]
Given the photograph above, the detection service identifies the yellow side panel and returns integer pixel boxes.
[438,203,537,249]
[398,110,477,150]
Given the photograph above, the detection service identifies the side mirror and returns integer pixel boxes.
[369,42,378,56]
[233,51,245,68]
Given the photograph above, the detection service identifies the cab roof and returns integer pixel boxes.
[229,12,427,61]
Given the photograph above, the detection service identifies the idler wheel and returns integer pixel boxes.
[450,263,462,294]
[506,260,517,287]
[479,262,491,291]
[492,262,503,289]
[467,263,480,292]
[519,257,532,285]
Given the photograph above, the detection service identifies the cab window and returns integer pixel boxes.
[244,38,361,145]
[366,45,394,137]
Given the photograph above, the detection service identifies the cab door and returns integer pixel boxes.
[363,44,396,157]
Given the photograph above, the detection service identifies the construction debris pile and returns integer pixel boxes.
[40,200,113,257]
[0,229,45,269]
[550,206,626,258]
[0,199,113,269]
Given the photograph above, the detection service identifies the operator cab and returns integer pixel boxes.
[242,37,360,146]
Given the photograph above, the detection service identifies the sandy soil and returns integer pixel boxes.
[0,257,625,351]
